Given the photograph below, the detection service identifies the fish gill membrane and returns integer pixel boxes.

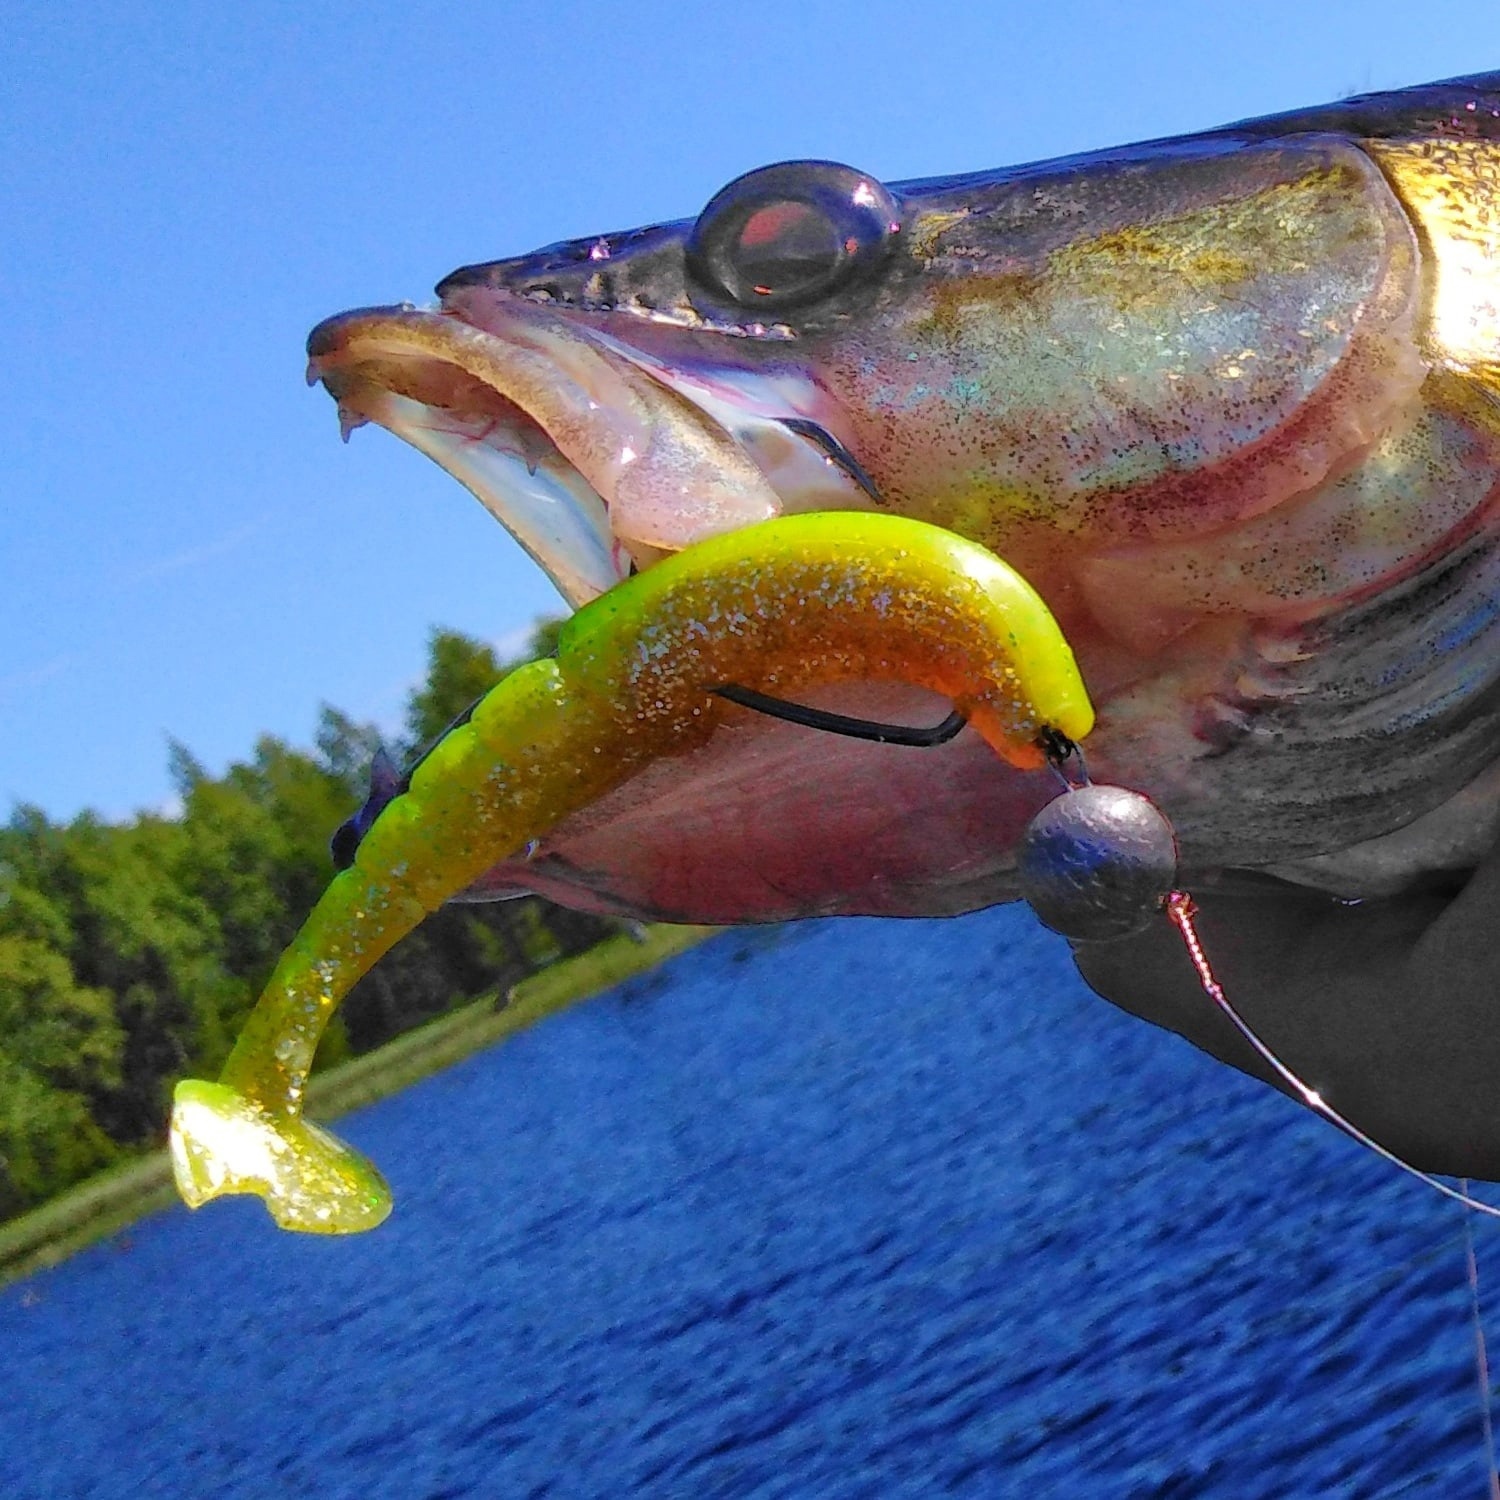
[169,513,1093,1233]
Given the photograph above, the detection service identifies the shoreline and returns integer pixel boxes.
[0,924,720,1289]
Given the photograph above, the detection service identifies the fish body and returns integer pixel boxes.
[308,73,1500,922]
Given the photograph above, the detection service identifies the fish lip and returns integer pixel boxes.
[306,295,875,608]
[305,301,665,604]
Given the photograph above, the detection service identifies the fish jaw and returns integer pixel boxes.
[306,298,877,608]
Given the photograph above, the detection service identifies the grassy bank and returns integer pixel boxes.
[0,923,719,1289]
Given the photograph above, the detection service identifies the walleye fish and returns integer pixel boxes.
[308,71,1500,920]
[172,73,1500,1229]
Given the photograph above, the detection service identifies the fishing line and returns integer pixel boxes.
[1174,876,1500,1500]
[1164,891,1500,1223]
[1461,1179,1500,1500]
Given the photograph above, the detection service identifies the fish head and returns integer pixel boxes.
[310,138,1420,602]
[307,79,1500,919]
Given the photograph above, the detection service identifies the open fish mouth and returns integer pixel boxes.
[306,297,877,608]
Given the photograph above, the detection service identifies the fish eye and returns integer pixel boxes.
[686,161,899,313]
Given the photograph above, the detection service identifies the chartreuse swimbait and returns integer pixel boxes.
[169,513,1092,1233]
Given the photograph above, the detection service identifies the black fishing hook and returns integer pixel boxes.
[711,684,968,748]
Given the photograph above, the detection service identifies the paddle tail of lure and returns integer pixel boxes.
[169,512,1093,1234]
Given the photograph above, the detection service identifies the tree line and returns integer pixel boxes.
[0,622,622,1222]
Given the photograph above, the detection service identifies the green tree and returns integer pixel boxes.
[525,616,564,661]
[404,628,504,749]
[316,707,384,797]
[0,1051,118,1219]
[0,850,125,1213]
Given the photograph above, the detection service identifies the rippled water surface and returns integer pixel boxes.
[4,907,1496,1497]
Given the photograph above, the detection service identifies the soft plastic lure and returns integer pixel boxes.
[170,513,1093,1232]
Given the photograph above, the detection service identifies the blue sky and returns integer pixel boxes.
[5,2,1496,820]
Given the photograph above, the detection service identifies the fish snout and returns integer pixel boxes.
[436,220,696,325]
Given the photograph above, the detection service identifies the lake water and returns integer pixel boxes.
[2,906,1496,1497]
